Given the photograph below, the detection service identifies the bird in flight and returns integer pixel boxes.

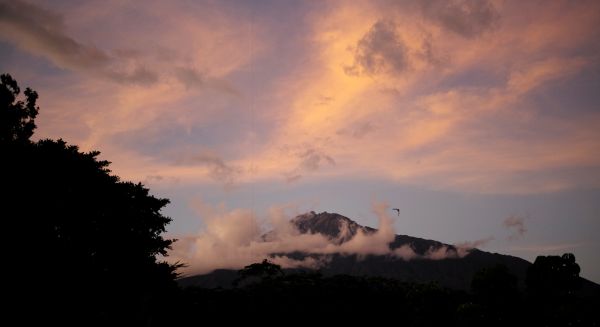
[392,208,400,216]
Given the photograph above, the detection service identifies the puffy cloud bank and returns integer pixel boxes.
[169,201,487,275]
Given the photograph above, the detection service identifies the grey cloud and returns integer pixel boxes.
[503,215,527,240]
[177,151,241,188]
[421,0,499,38]
[455,237,494,252]
[175,67,205,88]
[0,0,110,69]
[352,121,375,138]
[143,174,179,185]
[175,67,240,96]
[282,146,336,184]
[418,32,445,67]
[337,121,376,139]
[107,66,159,85]
[299,148,335,172]
[0,0,158,84]
[345,20,410,76]
[112,48,142,59]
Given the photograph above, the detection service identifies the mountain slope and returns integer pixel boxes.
[178,211,594,291]
[286,211,531,289]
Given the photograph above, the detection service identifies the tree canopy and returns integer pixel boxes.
[1,73,179,325]
[0,73,38,143]
[526,252,581,296]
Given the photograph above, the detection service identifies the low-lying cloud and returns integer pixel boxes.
[170,201,487,275]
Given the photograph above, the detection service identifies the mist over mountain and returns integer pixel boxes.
[179,211,537,289]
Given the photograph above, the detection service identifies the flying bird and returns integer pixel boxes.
[392,208,400,216]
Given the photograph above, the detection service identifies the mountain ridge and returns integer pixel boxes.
[179,211,598,292]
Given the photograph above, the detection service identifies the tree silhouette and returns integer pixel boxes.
[526,253,581,297]
[524,254,594,326]
[1,74,179,325]
[0,73,38,143]
[463,264,521,325]
[233,259,284,287]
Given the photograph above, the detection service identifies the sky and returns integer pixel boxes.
[1,0,600,282]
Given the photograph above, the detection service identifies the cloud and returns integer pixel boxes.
[424,245,460,260]
[107,66,158,85]
[174,67,240,96]
[423,236,492,260]
[337,121,376,139]
[174,67,205,88]
[0,0,247,89]
[0,0,158,85]
[332,202,399,257]
[282,146,336,183]
[352,121,376,138]
[170,201,487,275]
[417,32,444,66]
[506,57,587,95]
[4,0,600,198]
[345,20,410,76]
[503,215,527,240]
[176,151,241,189]
[454,237,494,256]
[142,174,179,186]
[169,201,413,274]
[0,0,109,69]
[299,148,335,171]
[420,0,500,38]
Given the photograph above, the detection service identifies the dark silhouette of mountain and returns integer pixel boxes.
[179,211,599,292]
[292,211,375,243]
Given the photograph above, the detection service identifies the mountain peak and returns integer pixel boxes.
[291,211,375,244]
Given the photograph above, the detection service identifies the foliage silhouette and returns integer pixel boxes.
[460,264,521,326]
[523,253,595,327]
[0,73,38,143]
[174,257,599,326]
[233,259,284,286]
[1,74,179,325]
[526,252,581,296]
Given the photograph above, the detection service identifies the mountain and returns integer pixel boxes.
[179,211,597,292]
[291,211,375,242]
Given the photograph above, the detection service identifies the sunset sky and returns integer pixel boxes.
[1,0,600,282]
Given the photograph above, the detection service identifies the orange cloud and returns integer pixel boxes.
[6,0,600,194]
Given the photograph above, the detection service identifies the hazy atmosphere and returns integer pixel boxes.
[2,0,600,283]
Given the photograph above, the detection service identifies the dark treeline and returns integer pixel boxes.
[2,74,181,325]
[173,258,599,326]
[2,73,599,326]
